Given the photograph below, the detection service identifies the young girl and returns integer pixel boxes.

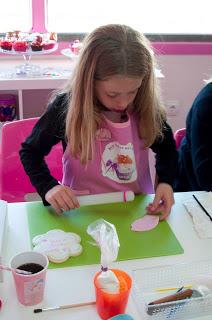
[20,24,178,219]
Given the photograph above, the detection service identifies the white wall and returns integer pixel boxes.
[149,54,212,182]
[157,55,212,132]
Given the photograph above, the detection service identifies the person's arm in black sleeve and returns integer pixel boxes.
[150,121,178,188]
[19,93,68,205]
[190,89,212,190]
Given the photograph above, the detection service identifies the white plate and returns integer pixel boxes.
[61,48,78,59]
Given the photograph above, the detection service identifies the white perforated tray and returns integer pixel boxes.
[132,260,212,319]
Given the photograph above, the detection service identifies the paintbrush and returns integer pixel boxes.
[192,194,212,222]
[155,284,192,292]
[34,301,96,313]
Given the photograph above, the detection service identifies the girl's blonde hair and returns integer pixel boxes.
[65,24,166,164]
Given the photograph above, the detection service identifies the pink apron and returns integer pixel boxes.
[62,113,153,195]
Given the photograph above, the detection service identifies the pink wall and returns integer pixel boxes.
[153,42,212,55]
[157,55,212,131]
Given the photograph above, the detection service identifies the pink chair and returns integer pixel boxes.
[174,128,186,149]
[0,118,63,202]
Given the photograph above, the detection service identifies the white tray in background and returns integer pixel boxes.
[61,48,78,60]
[132,259,212,320]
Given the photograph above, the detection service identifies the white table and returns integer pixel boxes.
[1,192,212,320]
[0,58,73,119]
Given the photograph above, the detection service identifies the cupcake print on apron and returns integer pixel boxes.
[102,141,137,183]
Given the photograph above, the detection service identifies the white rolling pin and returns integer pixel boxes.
[77,191,135,206]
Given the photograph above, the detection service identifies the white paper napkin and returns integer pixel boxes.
[184,193,212,238]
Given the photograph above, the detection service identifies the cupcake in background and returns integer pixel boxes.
[42,40,56,50]
[13,30,21,39]
[31,41,43,51]
[13,40,29,52]
[31,34,43,51]
[34,34,43,44]
[5,31,15,41]
[6,30,20,40]
[49,32,57,41]
[70,39,83,54]
[1,39,13,51]
[42,32,57,51]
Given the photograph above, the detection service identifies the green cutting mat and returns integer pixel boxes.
[26,194,183,269]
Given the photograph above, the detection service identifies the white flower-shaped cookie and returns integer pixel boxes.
[32,229,83,263]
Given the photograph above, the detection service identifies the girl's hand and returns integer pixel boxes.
[146,183,175,220]
[45,185,80,215]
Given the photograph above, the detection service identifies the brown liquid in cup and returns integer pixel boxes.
[17,263,44,274]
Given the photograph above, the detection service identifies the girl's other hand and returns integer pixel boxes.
[45,185,80,215]
[146,183,174,220]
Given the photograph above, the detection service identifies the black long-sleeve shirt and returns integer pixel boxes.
[20,93,178,204]
[174,83,212,191]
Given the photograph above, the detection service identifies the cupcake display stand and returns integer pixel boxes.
[0,43,58,76]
